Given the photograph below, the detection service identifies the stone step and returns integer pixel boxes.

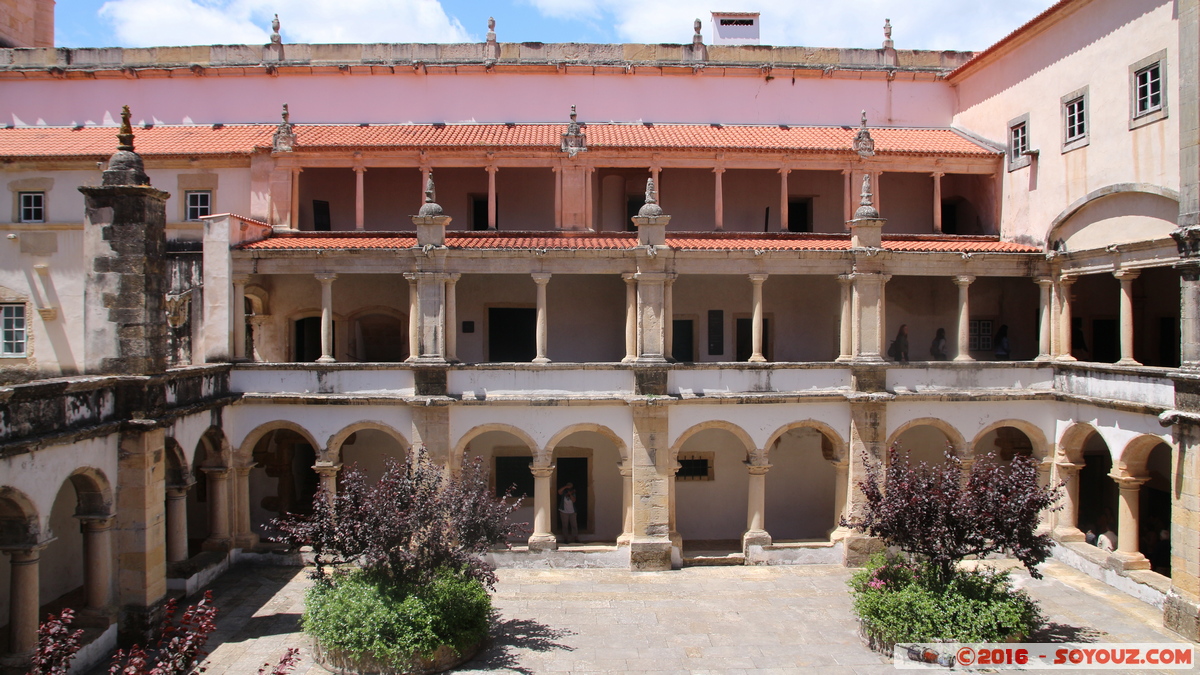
[683,553,746,567]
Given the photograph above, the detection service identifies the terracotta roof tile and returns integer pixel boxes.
[0,123,999,158]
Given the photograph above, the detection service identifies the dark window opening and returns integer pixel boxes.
[1092,318,1119,364]
[735,317,770,362]
[676,457,713,480]
[294,316,329,362]
[707,310,724,356]
[672,319,695,362]
[470,195,494,230]
[626,197,641,232]
[312,200,331,231]
[720,18,754,25]
[494,456,533,499]
[488,307,536,362]
[787,198,812,233]
[941,202,958,234]
[1158,316,1180,368]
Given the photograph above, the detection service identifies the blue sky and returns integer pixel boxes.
[55,0,1052,52]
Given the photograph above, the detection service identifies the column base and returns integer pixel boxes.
[1034,354,1053,362]
[834,355,854,363]
[1056,355,1078,362]
[616,532,633,547]
[747,355,766,363]
[828,525,853,542]
[1053,527,1086,543]
[234,533,260,549]
[635,355,668,364]
[526,533,558,552]
[621,356,637,363]
[201,537,234,553]
[669,530,683,552]
[952,355,975,362]
[850,355,885,364]
[1115,358,1143,367]
[76,606,117,629]
[532,357,551,364]
[1108,550,1151,572]
[316,356,336,363]
[1165,589,1200,640]
[629,537,673,571]
[841,533,885,567]
[742,529,771,549]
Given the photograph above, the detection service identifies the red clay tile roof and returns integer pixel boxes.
[237,231,1039,253]
[0,123,998,158]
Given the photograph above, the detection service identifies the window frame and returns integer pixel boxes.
[968,318,995,353]
[1,303,28,358]
[1130,50,1168,129]
[1007,114,1031,171]
[17,192,45,223]
[1061,86,1089,153]
[184,190,212,222]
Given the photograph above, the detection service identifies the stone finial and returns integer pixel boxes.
[271,14,281,44]
[486,17,496,43]
[418,173,444,216]
[853,174,879,219]
[883,18,893,49]
[852,110,875,158]
[272,103,296,152]
[638,178,664,217]
[693,18,703,46]
[561,104,587,157]
[102,104,150,186]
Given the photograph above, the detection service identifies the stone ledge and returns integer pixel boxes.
[1051,542,1169,608]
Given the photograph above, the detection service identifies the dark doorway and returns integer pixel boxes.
[556,457,589,533]
[471,195,494,230]
[1158,317,1180,368]
[488,307,536,362]
[672,319,695,362]
[312,200,331,231]
[787,198,812,233]
[1092,318,1119,363]
[626,197,641,232]
[941,201,958,234]
[294,317,326,362]
[735,317,770,361]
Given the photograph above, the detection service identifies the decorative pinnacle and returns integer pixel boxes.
[282,103,289,124]
[425,174,436,203]
[570,104,577,124]
[489,16,495,31]
[694,18,701,35]
[637,178,664,218]
[861,109,867,128]
[852,109,875,158]
[117,105,134,152]
[860,174,872,206]
[853,174,880,219]
[883,19,893,49]
[418,173,444,216]
[271,14,281,43]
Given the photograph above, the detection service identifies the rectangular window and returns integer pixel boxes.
[1007,114,1030,171]
[1130,51,1168,129]
[676,453,714,481]
[185,191,211,221]
[1061,87,1089,152]
[2,304,26,356]
[18,192,44,223]
[969,319,994,352]
[494,456,534,499]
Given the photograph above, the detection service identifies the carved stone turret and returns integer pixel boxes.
[849,174,884,249]
[853,110,875,159]
[632,178,670,247]
[270,14,281,44]
[413,174,451,247]
[272,104,296,152]
[102,105,150,186]
[561,105,586,157]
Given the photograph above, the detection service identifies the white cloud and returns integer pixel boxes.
[98,0,470,48]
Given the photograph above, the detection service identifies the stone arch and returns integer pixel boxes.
[237,420,321,463]
[0,487,41,547]
[1115,433,1172,478]
[886,417,968,458]
[244,285,269,315]
[196,426,234,468]
[971,419,1050,461]
[544,423,629,464]
[1057,422,1101,464]
[164,436,191,487]
[1047,184,1179,252]
[764,420,847,463]
[64,467,113,517]
[669,420,757,462]
[327,421,410,464]
[454,423,540,464]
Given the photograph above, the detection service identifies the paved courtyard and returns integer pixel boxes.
[103,560,1196,674]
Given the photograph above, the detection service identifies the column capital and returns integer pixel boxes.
[1059,273,1078,285]
[837,273,854,285]
[201,466,231,479]
[1113,269,1141,281]
[748,273,768,284]
[76,515,116,531]
[841,168,852,176]
[713,166,726,175]
[166,484,193,499]
[778,167,791,175]
[1054,460,1085,473]
[231,274,251,286]
[314,272,337,283]
[1109,473,1149,489]
[4,545,46,561]
[952,274,976,287]
[530,466,554,478]
[618,465,633,477]
[446,272,462,283]
[312,462,342,477]
[1035,276,1054,288]
[234,464,256,476]
[353,165,366,174]
[486,165,498,175]
[621,272,638,282]
[746,463,772,476]
[932,171,945,178]
[531,272,552,284]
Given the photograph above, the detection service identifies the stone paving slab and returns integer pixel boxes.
[87,560,1197,674]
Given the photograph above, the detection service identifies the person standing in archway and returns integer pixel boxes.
[557,483,578,543]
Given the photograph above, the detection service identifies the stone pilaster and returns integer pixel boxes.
[629,401,672,570]
[115,427,168,646]
[410,402,451,469]
[843,374,890,566]
[616,463,634,546]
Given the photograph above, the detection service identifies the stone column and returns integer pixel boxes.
[445,274,460,362]
[165,486,190,563]
[1115,270,1141,365]
[289,168,301,229]
[419,166,431,203]
[836,274,853,361]
[829,459,851,540]
[779,168,790,231]
[232,275,249,361]
[743,462,772,549]
[532,273,551,364]
[115,428,168,644]
[749,274,767,362]
[664,275,675,361]
[1036,458,1054,534]
[953,275,975,361]
[202,468,232,550]
[354,166,366,230]
[844,398,888,565]
[1036,278,1053,361]
[617,464,634,546]
[932,172,944,233]
[80,516,114,610]
[315,272,337,363]
[1180,260,1200,368]
[1112,474,1151,569]
[668,459,682,552]
[635,272,669,362]
[1058,275,1077,361]
[313,463,341,502]
[7,547,41,657]
[842,169,853,224]
[232,466,257,549]
[1053,462,1085,541]
[486,165,498,229]
[852,273,888,362]
[406,274,419,361]
[713,167,725,230]
[553,166,562,230]
[622,273,637,362]
[650,166,661,204]
[528,465,557,551]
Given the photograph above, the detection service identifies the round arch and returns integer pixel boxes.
[164,436,191,486]
[1057,422,1101,464]
[544,423,629,464]
[669,420,757,461]
[244,285,270,315]
[0,486,41,547]
[1047,183,1180,247]
[764,420,847,463]
[886,417,968,457]
[64,467,114,517]
[237,421,321,464]
[1116,433,1173,477]
[453,424,541,463]
[196,426,235,468]
[326,421,410,464]
[971,420,1050,460]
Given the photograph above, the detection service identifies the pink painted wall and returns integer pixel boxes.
[3,71,957,128]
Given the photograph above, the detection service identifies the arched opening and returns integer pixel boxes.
[674,427,753,546]
[462,429,538,544]
[41,471,112,625]
[0,489,41,657]
[164,438,194,564]
[1140,442,1172,575]
[1077,432,1118,547]
[974,425,1035,464]
[249,429,319,534]
[187,433,224,555]
[42,481,84,611]
[548,429,624,543]
[765,426,839,541]
[890,421,961,466]
[349,312,407,363]
[339,428,408,484]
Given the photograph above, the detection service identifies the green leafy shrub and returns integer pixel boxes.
[303,568,491,668]
[849,554,1041,645]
